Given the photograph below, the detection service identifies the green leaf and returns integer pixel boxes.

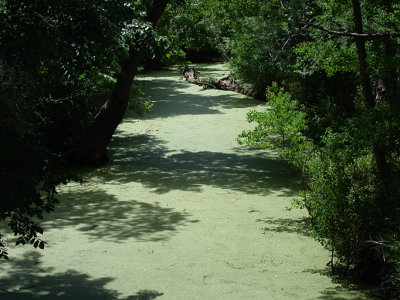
[39,241,45,249]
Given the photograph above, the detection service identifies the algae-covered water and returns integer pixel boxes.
[1,64,373,299]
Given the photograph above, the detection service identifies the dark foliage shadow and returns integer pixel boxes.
[0,252,162,300]
[257,217,312,237]
[256,218,377,299]
[93,134,300,196]
[314,272,379,300]
[315,288,375,300]
[303,262,379,299]
[41,189,197,242]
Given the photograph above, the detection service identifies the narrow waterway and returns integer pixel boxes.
[0,64,372,299]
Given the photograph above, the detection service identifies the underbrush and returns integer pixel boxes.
[238,83,400,298]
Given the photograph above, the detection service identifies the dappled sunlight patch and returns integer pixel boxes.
[90,134,301,196]
[42,188,198,243]
[131,68,261,120]
[0,63,374,300]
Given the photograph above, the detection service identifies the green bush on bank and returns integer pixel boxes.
[238,84,400,294]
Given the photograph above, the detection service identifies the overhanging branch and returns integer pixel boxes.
[308,23,400,39]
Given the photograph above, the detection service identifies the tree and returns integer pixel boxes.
[237,0,400,293]
[0,0,171,257]
[65,0,170,166]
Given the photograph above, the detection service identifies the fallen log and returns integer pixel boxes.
[180,66,266,101]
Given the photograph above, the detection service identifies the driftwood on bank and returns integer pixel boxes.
[180,66,266,101]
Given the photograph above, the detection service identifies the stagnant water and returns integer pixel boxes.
[0,64,374,299]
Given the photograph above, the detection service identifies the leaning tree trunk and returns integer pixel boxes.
[66,0,169,166]
[66,52,141,165]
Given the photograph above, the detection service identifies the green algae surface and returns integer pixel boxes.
[0,64,374,299]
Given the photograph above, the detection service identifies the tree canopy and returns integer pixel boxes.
[0,0,171,258]
[1,0,400,296]
[230,0,400,294]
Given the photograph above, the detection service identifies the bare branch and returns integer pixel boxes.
[308,23,400,39]
[363,239,400,246]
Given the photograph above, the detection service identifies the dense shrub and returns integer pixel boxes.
[239,85,400,293]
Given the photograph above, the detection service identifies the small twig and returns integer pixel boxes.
[272,36,292,65]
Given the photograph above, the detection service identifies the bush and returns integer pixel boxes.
[239,83,400,291]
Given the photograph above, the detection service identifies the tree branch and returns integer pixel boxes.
[308,23,400,39]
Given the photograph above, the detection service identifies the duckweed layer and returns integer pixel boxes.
[0,64,373,299]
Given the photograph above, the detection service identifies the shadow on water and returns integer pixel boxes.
[0,252,162,300]
[255,213,377,299]
[301,257,379,299]
[315,289,375,300]
[132,72,263,119]
[41,189,198,243]
[93,134,300,197]
[108,68,294,196]
[257,217,312,237]
[309,269,379,300]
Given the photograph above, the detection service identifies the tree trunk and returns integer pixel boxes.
[65,52,140,165]
[351,0,375,109]
[381,2,399,106]
[351,0,393,199]
[382,39,398,106]
[66,0,169,166]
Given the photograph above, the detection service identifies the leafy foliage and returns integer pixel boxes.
[238,83,313,170]
[128,84,154,116]
[157,0,223,63]
[232,3,400,293]
[240,82,400,292]
[0,0,163,258]
[1,1,400,297]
